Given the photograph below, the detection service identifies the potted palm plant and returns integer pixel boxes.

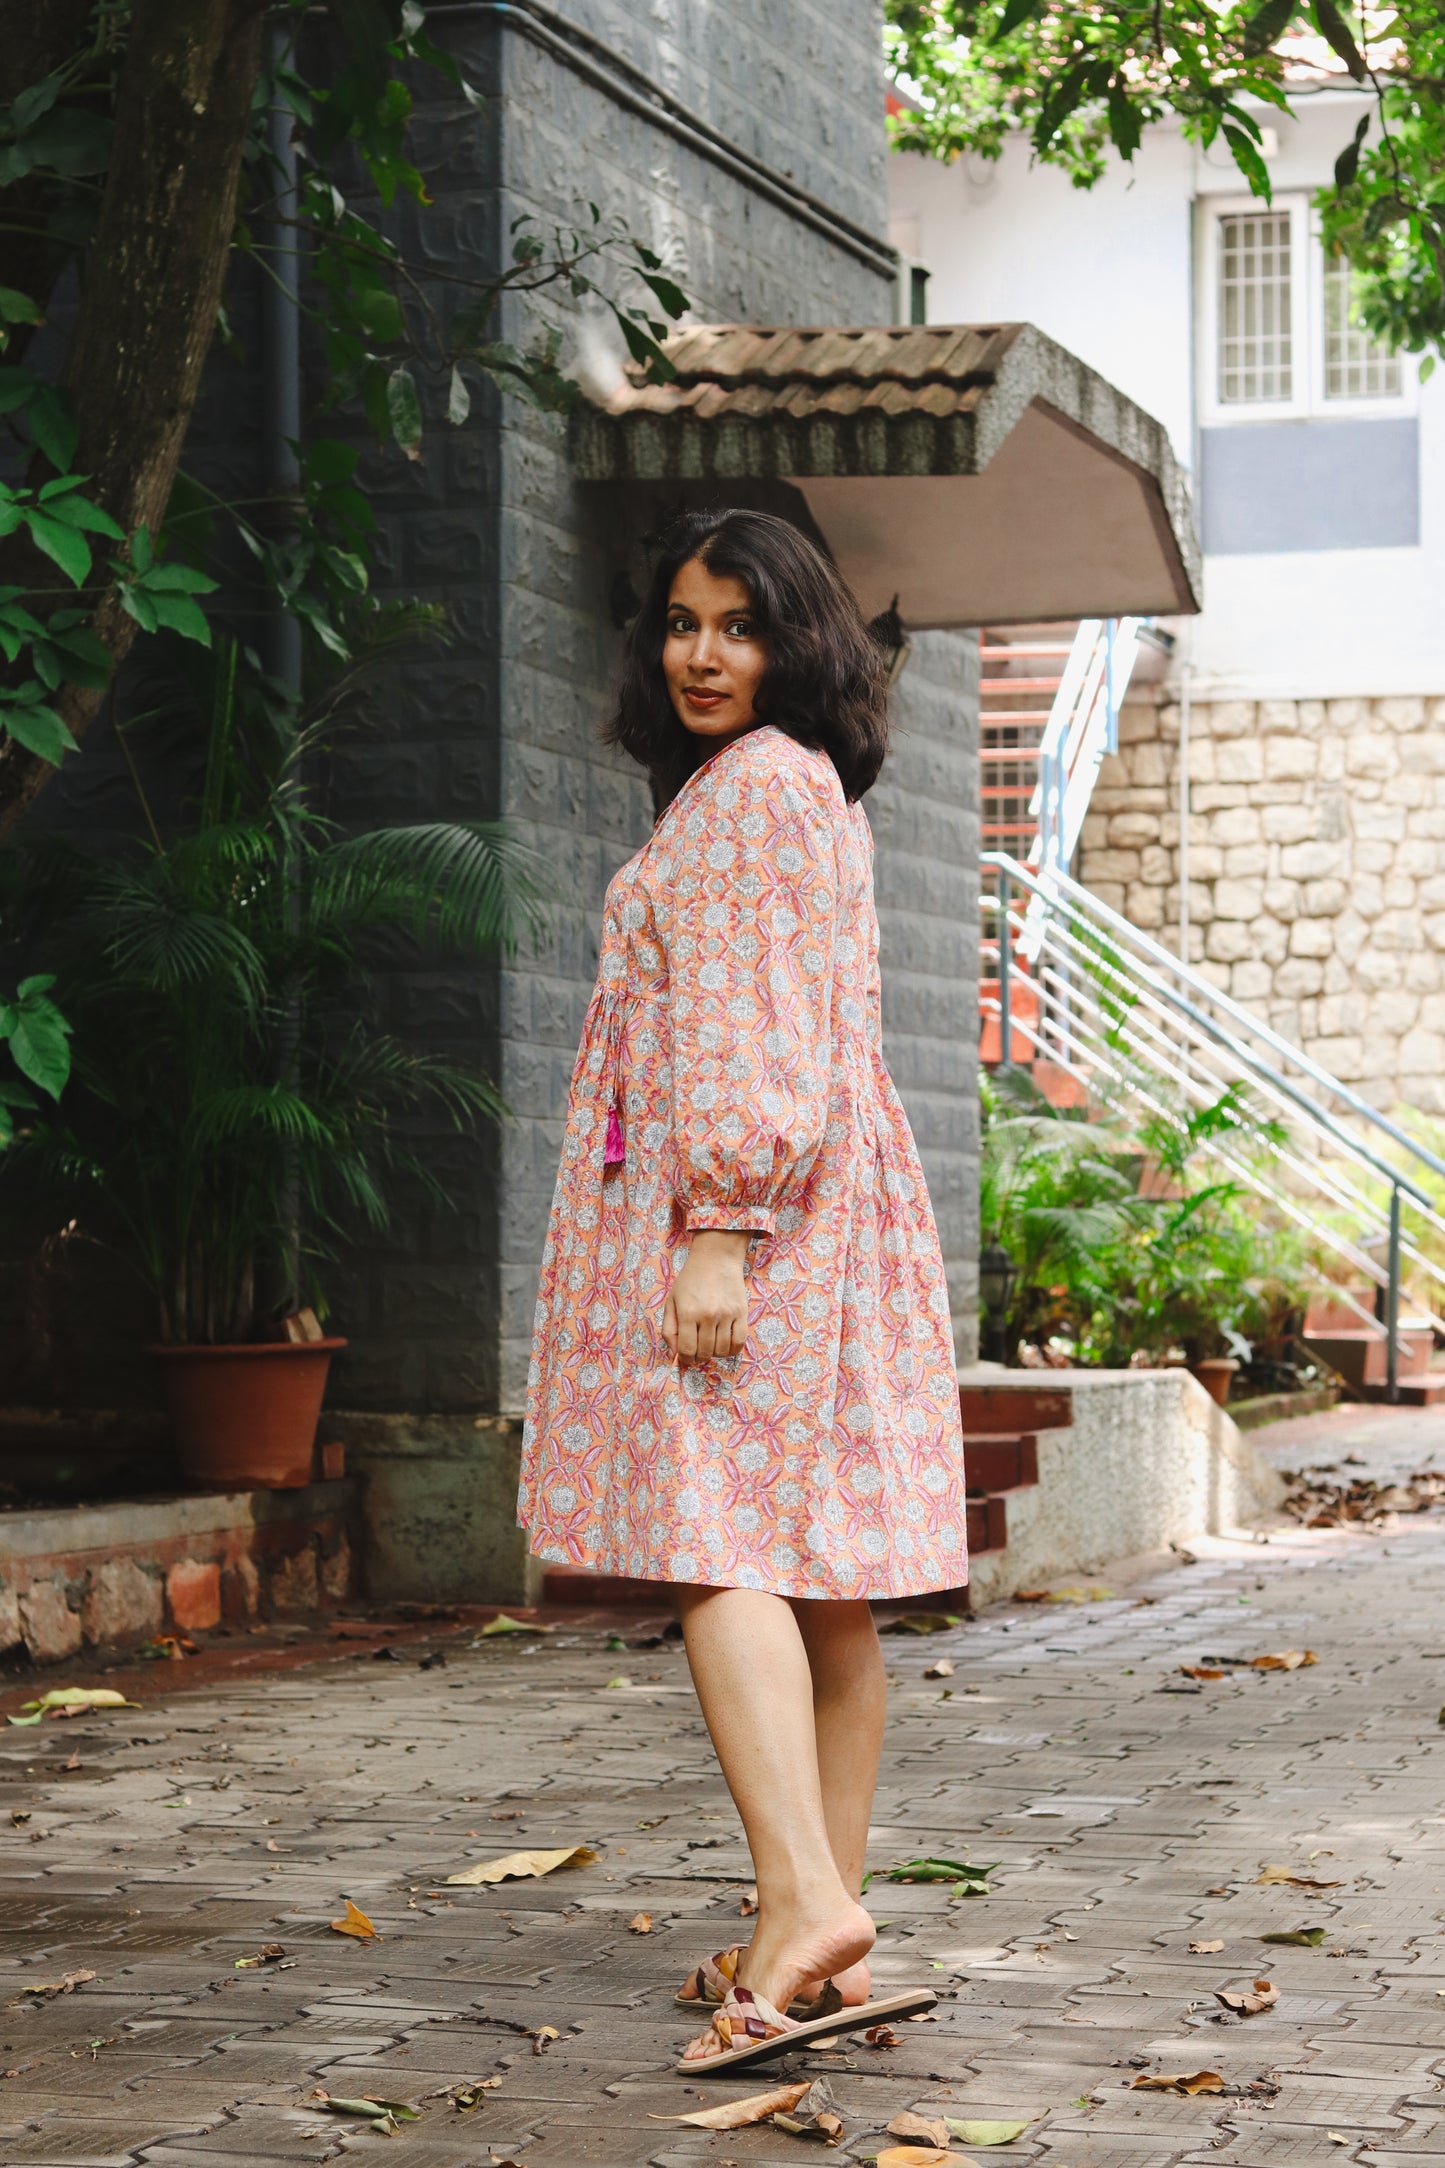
[9,632,543,1487]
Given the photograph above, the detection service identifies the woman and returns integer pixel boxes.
[518,509,967,2072]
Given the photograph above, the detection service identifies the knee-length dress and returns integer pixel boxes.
[517,725,968,1599]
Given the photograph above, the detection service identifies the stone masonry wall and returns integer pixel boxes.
[1079,692,1445,1114]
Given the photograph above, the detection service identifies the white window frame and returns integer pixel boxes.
[1198,191,1413,426]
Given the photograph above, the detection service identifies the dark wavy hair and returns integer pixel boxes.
[606,508,890,813]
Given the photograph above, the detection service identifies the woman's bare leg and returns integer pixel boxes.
[791,1596,886,2002]
[674,1585,875,2053]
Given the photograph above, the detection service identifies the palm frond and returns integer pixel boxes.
[311,822,552,953]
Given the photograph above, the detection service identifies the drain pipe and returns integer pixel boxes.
[261,19,304,1307]
[1177,656,1192,970]
[261,19,303,701]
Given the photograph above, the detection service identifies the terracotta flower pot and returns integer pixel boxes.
[1191,1355,1238,1408]
[150,1339,347,1489]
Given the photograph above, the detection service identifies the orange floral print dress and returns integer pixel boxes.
[517,726,968,1599]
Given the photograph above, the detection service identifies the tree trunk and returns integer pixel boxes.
[0,0,269,839]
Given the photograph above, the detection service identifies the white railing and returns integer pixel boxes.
[1029,617,1144,887]
[982,850,1445,1402]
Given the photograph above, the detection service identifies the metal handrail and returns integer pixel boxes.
[984,849,1444,1402]
[1006,853,1445,1189]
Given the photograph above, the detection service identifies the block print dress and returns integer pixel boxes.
[517,725,968,1599]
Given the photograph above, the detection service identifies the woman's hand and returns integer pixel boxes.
[663,1228,751,1361]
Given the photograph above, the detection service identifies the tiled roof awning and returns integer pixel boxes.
[571,323,1200,626]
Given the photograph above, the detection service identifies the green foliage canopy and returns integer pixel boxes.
[885,3,1445,365]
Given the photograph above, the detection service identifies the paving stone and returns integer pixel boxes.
[3,1416,1444,2165]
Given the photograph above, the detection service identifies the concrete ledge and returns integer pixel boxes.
[329,1411,542,1608]
[1230,1384,1340,1431]
[0,1480,359,1664]
[958,1366,1286,1607]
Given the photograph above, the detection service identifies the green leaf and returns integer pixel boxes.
[0,287,43,326]
[0,693,78,766]
[129,523,154,575]
[1107,80,1143,161]
[1312,0,1366,79]
[1223,122,1273,200]
[36,492,125,540]
[118,586,160,634]
[1241,0,1299,54]
[148,592,214,645]
[637,269,689,318]
[386,363,423,457]
[1261,1926,1327,1946]
[1334,113,1370,193]
[23,512,91,586]
[946,2120,1032,2146]
[138,561,220,594]
[0,367,36,415]
[992,0,1045,37]
[447,362,470,425]
[6,993,71,1100]
[1420,354,1436,384]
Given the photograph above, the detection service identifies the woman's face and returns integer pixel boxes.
[662,557,768,747]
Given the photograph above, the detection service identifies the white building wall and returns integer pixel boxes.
[889,93,1445,702]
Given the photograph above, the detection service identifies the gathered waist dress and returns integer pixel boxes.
[516,725,968,1600]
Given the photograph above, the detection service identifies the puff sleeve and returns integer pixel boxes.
[660,749,840,1237]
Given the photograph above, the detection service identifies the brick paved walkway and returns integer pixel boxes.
[1,1403,1442,2168]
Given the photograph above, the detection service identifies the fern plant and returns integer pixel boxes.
[6,630,545,1344]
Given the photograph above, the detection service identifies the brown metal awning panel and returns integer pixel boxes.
[570,322,1200,625]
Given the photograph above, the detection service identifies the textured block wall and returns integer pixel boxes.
[484,1,982,1407]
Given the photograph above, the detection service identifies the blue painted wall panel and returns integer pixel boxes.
[1199,417,1419,555]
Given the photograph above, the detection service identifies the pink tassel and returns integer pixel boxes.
[603,1103,625,1166]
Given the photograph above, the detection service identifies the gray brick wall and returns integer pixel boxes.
[8,0,983,1455]
[870,632,981,1366]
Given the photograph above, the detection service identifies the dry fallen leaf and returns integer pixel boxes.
[146,1634,197,1661]
[628,1912,652,1934]
[1188,1939,1225,1953]
[775,2078,846,2141]
[310,2089,418,2135]
[329,1899,378,1940]
[876,2149,978,2168]
[1215,1977,1278,2016]
[1249,1650,1316,1670]
[651,2080,811,2129]
[865,2023,900,2047]
[1256,1866,1343,1890]
[529,2025,559,2055]
[945,2119,1032,2144]
[234,1944,287,1970]
[1131,2070,1225,2096]
[924,1657,955,1679]
[888,2109,952,2145]
[1328,2133,1349,2145]
[1179,1666,1227,1681]
[450,2078,503,2110]
[8,1969,96,2004]
[446,1845,598,1887]
[1013,1590,1050,1603]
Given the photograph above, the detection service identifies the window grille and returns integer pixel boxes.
[1218,210,1292,403]
[1323,254,1400,398]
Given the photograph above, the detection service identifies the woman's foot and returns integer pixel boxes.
[680,1895,874,2061]
[803,1952,871,2006]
